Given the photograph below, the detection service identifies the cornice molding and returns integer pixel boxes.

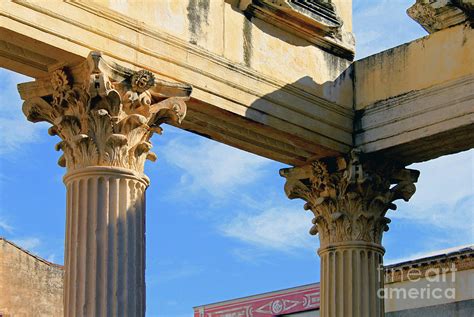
[238,0,355,59]
[407,0,473,33]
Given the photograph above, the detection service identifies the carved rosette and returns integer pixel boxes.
[21,52,192,174]
[280,150,420,247]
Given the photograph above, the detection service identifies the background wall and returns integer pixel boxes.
[0,238,63,317]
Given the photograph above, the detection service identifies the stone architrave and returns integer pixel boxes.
[280,150,419,317]
[20,51,192,316]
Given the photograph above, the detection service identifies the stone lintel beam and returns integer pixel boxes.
[280,150,419,317]
[354,23,474,164]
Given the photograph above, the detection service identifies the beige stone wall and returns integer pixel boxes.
[0,238,63,317]
[88,0,353,106]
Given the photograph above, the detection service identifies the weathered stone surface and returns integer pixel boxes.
[384,247,474,313]
[354,24,474,163]
[237,0,355,59]
[19,52,192,174]
[0,1,472,316]
[16,52,192,316]
[386,300,474,317]
[0,0,354,165]
[280,150,419,246]
[2,1,472,165]
[407,0,473,33]
[63,167,148,317]
[280,151,419,317]
[0,238,63,317]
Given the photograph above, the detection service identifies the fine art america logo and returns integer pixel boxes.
[377,264,457,300]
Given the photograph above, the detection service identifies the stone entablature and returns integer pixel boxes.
[5,1,472,166]
[2,0,356,167]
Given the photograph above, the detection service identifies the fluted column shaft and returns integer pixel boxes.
[319,242,385,317]
[63,166,148,317]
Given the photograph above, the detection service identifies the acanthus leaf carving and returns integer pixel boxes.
[280,150,420,246]
[21,52,192,174]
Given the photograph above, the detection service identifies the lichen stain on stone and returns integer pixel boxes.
[243,16,253,67]
[462,25,468,45]
[187,0,210,45]
[321,51,344,78]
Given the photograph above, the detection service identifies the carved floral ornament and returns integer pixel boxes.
[21,52,192,174]
[280,150,420,246]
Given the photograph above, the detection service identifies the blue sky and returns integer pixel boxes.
[0,1,473,316]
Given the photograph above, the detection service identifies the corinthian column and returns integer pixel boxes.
[19,52,192,316]
[280,150,419,317]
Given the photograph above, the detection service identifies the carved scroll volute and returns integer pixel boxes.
[280,151,420,246]
[21,51,193,174]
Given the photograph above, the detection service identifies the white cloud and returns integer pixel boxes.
[47,253,57,263]
[0,208,14,234]
[11,237,41,250]
[392,150,474,236]
[0,117,46,155]
[147,261,204,285]
[159,135,316,255]
[393,195,473,232]
[230,247,272,264]
[0,69,46,156]
[220,205,315,251]
[408,150,473,208]
[161,137,272,198]
[0,218,13,234]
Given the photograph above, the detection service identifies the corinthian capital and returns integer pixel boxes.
[280,150,420,246]
[19,52,192,173]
